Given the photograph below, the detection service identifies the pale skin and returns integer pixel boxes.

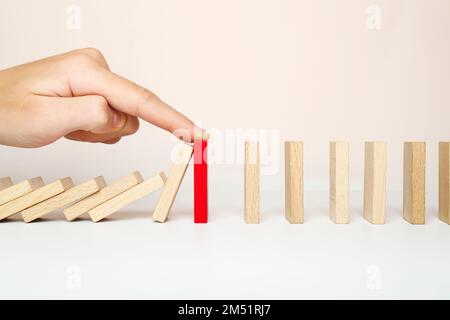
[0,48,202,148]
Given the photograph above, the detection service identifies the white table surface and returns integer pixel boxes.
[0,190,449,300]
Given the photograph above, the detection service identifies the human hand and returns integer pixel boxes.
[0,48,202,148]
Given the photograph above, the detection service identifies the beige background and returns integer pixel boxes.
[1,0,449,211]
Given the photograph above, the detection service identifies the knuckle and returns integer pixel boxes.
[66,51,97,69]
[79,48,107,64]
[141,88,157,103]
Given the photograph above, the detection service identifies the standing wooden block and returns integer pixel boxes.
[0,178,73,221]
[153,144,194,223]
[91,172,167,222]
[363,142,387,224]
[22,177,106,223]
[194,138,208,223]
[245,142,260,224]
[0,177,44,206]
[285,141,304,224]
[440,142,450,224]
[403,142,426,224]
[64,172,143,221]
[0,177,13,191]
[330,142,349,224]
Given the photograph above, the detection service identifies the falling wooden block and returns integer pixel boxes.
[363,142,387,224]
[0,177,13,191]
[64,172,143,221]
[0,177,44,206]
[245,141,260,224]
[0,178,73,221]
[403,142,426,224]
[285,141,304,224]
[440,142,450,224]
[22,177,106,223]
[330,141,349,224]
[153,144,194,223]
[194,138,208,224]
[90,172,167,222]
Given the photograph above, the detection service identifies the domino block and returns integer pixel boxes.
[363,142,387,224]
[330,141,349,224]
[22,177,106,223]
[0,178,73,221]
[440,142,450,224]
[64,172,143,221]
[90,172,166,222]
[403,142,426,224]
[153,143,194,222]
[0,177,13,191]
[194,138,208,223]
[0,177,44,206]
[245,141,260,224]
[285,141,304,224]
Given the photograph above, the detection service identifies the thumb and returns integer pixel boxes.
[38,95,126,136]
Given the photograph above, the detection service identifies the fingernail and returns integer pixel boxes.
[113,112,125,129]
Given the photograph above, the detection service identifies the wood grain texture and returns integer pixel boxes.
[90,172,166,222]
[439,142,450,224]
[0,178,73,221]
[363,142,387,224]
[0,177,13,191]
[153,144,194,223]
[285,141,304,224]
[22,177,106,223]
[330,141,349,224]
[0,177,44,206]
[403,142,426,224]
[245,141,260,224]
[64,172,143,221]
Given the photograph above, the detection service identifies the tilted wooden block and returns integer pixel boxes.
[363,142,387,224]
[439,142,450,224]
[403,142,426,224]
[285,141,304,224]
[245,141,260,224]
[0,177,13,191]
[22,177,106,223]
[0,178,73,221]
[0,177,44,206]
[153,144,194,223]
[90,172,167,223]
[64,172,143,221]
[330,141,349,224]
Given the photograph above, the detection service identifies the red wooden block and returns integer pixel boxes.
[194,139,208,223]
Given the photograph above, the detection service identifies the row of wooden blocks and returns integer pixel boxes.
[0,144,195,223]
[245,141,450,225]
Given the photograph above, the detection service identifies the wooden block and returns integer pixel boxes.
[64,172,143,221]
[153,144,194,223]
[0,177,44,206]
[330,141,349,224]
[440,142,450,224]
[285,141,304,224]
[0,178,73,221]
[0,177,13,191]
[22,177,106,223]
[90,173,167,222]
[194,138,208,223]
[403,142,426,224]
[363,142,387,224]
[245,141,260,224]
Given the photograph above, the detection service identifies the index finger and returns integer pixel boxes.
[69,67,203,142]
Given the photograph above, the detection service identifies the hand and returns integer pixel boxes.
[0,48,201,148]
